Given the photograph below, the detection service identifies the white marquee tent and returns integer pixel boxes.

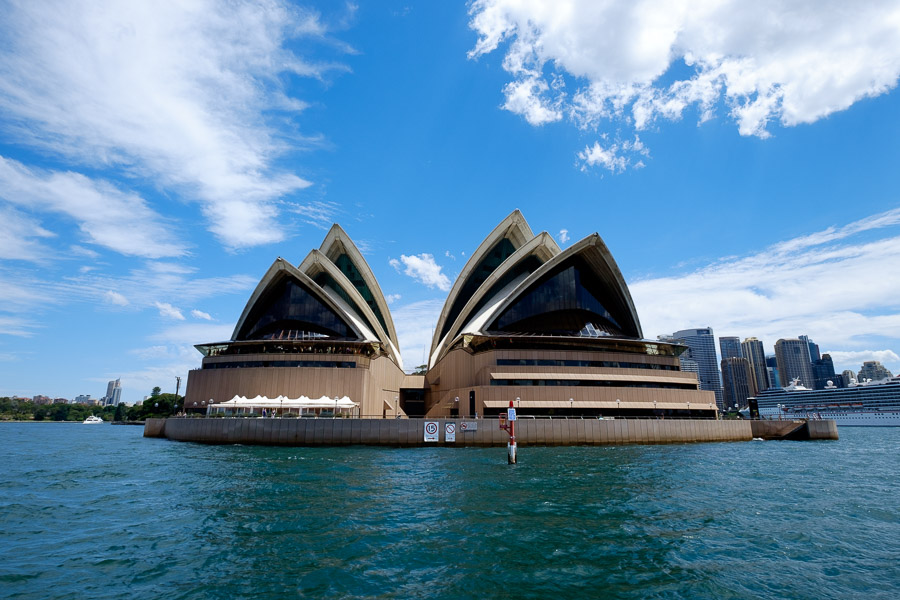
[209,395,358,417]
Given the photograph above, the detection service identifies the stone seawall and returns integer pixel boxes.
[144,417,838,446]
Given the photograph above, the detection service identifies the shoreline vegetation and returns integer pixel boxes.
[0,387,184,423]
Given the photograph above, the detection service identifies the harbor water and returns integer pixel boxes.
[1,423,898,599]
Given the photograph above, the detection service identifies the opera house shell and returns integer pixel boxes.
[185,211,718,418]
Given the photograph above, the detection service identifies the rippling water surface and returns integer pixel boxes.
[1,423,898,599]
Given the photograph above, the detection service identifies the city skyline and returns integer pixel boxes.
[1,1,900,404]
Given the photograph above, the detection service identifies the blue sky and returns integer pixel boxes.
[2,0,899,404]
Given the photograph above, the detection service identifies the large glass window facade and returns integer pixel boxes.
[335,254,390,335]
[489,257,637,338]
[236,275,358,341]
[439,237,516,340]
[314,272,379,336]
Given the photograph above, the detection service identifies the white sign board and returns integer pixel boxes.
[424,421,439,442]
[507,408,517,421]
[445,422,456,442]
[460,421,478,432]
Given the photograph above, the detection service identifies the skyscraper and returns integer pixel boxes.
[799,335,820,362]
[742,337,769,393]
[721,356,757,410]
[719,336,742,360]
[774,339,815,388]
[812,353,838,389]
[662,327,724,409]
[104,378,122,406]
[767,355,781,388]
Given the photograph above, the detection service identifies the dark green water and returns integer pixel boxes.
[1,423,898,599]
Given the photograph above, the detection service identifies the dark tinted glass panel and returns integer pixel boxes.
[237,275,358,341]
[460,255,543,331]
[490,379,696,389]
[439,238,516,340]
[335,254,390,334]
[204,361,356,369]
[314,272,378,335]
[490,257,634,337]
[496,358,677,370]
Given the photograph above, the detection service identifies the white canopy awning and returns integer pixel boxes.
[211,395,358,409]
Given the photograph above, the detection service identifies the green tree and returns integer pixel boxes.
[151,386,161,398]
[413,364,428,375]
[114,403,127,422]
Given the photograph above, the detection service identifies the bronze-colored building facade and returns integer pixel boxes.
[185,211,718,418]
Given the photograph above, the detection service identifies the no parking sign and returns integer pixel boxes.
[445,422,456,442]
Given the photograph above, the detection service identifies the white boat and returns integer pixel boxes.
[751,376,900,427]
[83,415,104,424]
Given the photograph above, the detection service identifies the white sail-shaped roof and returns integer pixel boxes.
[231,258,376,343]
[431,231,644,364]
[318,224,400,350]
[299,249,403,368]
[429,209,534,359]
[429,231,560,366]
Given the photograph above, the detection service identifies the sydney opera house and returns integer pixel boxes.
[184,211,718,418]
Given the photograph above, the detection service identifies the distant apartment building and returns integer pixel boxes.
[858,361,894,382]
[661,327,724,409]
[32,395,52,405]
[742,337,770,393]
[774,338,816,388]
[842,369,857,385]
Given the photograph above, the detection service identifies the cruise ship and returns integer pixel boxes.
[751,377,900,426]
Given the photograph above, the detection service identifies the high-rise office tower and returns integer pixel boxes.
[766,355,781,388]
[661,327,724,409]
[774,339,816,388]
[719,336,742,360]
[104,378,122,406]
[721,356,757,409]
[812,353,838,389]
[799,335,820,362]
[741,337,769,393]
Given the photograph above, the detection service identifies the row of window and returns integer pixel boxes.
[490,379,697,389]
[496,358,678,370]
[203,361,356,370]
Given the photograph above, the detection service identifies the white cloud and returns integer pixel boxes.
[0,315,38,337]
[558,229,570,244]
[630,207,900,375]
[151,323,235,346]
[391,299,445,370]
[826,350,900,375]
[191,309,213,321]
[154,302,185,320]
[0,1,347,248]
[289,200,341,230]
[389,254,451,291]
[104,291,129,306]
[0,204,56,261]
[385,294,402,305]
[0,157,185,258]
[469,0,900,167]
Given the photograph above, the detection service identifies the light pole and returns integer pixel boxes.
[569,397,573,417]
[175,376,181,398]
